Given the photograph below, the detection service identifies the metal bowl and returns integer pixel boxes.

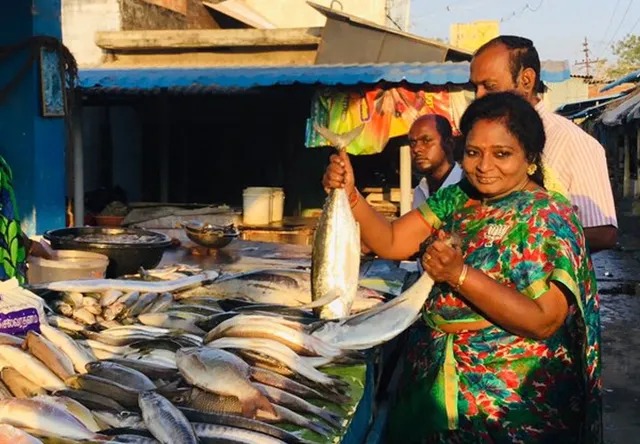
[44,227,172,278]
[182,222,239,249]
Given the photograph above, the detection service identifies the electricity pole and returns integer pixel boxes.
[574,37,602,77]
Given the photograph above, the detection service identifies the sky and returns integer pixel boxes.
[409,0,640,74]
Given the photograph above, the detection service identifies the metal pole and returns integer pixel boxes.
[72,101,85,227]
[399,144,412,215]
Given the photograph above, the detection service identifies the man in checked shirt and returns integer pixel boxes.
[470,35,618,252]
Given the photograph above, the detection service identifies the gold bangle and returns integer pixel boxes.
[454,264,468,291]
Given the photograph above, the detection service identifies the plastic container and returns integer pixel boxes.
[270,187,285,222]
[243,187,272,226]
[27,250,109,284]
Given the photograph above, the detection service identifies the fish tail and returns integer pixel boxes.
[313,123,364,150]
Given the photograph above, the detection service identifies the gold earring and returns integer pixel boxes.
[527,164,537,176]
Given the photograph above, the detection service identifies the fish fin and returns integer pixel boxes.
[313,123,364,150]
[241,391,276,418]
[301,290,341,310]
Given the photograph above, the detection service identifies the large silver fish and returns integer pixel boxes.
[311,272,435,350]
[311,123,363,320]
[138,391,198,444]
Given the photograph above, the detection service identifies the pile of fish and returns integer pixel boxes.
[0,289,363,443]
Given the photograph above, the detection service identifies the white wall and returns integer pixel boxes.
[543,77,590,111]
[62,0,121,67]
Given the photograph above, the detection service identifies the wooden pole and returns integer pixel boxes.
[399,145,412,215]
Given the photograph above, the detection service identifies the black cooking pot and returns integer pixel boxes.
[44,227,172,278]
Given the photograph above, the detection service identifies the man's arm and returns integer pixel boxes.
[584,225,617,253]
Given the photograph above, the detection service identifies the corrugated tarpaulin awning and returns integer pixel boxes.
[600,87,640,126]
[78,61,571,93]
[302,61,571,155]
[555,92,628,117]
[600,68,640,93]
[77,62,571,155]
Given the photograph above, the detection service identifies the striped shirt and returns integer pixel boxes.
[536,101,618,228]
[412,163,464,209]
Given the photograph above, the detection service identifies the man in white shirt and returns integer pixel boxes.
[470,35,618,252]
[409,114,464,209]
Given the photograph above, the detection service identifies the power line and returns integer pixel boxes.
[605,0,634,49]
[500,0,544,23]
[599,0,623,48]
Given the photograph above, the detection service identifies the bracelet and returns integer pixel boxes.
[348,188,360,208]
[454,264,469,291]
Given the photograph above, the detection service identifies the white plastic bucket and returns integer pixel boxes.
[270,188,285,222]
[243,187,272,226]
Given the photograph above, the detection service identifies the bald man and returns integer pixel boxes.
[409,114,463,208]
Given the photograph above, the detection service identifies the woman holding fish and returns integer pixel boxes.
[322,91,601,443]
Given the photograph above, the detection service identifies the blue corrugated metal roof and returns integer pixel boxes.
[600,69,640,92]
[78,62,571,93]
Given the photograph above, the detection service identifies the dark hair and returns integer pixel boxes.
[475,35,545,94]
[459,91,545,187]
[411,114,455,159]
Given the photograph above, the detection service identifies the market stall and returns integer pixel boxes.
[0,226,411,443]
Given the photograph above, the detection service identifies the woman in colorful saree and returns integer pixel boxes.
[322,91,601,444]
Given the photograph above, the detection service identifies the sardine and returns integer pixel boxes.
[0,424,43,444]
[52,388,126,412]
[38,272,218,293]
[193,270,312,306]
[125,293,160,318]
[311,272,435,350]
[65,374,140,408]
[47,315,87,333]
[204,316,342,358]
[62,292,84,309]
[176,347,274,418]
[137,313,205,335]
[92,410,145,430]
[49,300,73,317]
[39,324,96,374]
[100,289,124,307]
[179,407,308,444]
[1,367,47,398]
[23,331,75,380]
[192,422,287,444]
[103,358,178,381]
[72,307,97,325]
[206,337,337,387]
[0,398,105,441]
[165,304,221,317]
[85,361,156,391]
[34,395,101,432]
[0,332,24,347]
[249,366,349,404]
[0,378,14,400]
[139,292,174,314]
[0,345,65,391]
[138,391,198,444]
[255,383,342,428]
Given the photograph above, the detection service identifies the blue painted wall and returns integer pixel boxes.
[0,0,66,235]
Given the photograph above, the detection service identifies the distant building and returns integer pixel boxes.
[449,20,500,53]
